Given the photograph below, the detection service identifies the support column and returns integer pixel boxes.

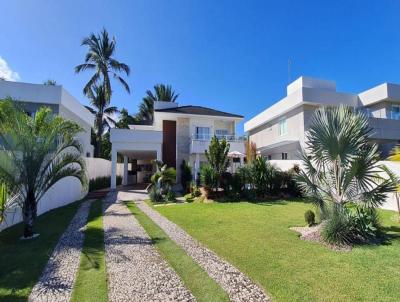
[195,153,200,182]
[123,155,128,186]
[111,148,117,190]
[156,145,162,161]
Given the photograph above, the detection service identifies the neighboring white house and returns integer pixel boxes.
[245,76,400,160]
[110,101,245,189]
[0,80,94,157]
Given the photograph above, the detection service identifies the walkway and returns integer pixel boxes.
[29,200,94,302]
[103,192,194,302]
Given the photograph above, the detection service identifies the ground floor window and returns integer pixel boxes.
[267,155,272,160]
[281,153,288,160]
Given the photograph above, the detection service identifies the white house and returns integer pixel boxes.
[245,76,400,159]
[0,80,94,157]
[110,101,245,189]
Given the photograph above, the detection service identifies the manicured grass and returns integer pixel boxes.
[71,199,107,302]
[0,200,83,302]
[154,200,400,302]
[126,202,229,302]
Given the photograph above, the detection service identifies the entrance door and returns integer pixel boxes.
[162,120,176,168]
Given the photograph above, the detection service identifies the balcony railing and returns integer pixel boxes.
[191,134,245,142]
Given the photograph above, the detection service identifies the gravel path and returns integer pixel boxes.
[29,200,94,302]
[136,200,270,302]
[103,194,195,302]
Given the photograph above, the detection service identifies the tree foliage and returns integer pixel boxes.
[204,136,230,190]
[0,99,87,237]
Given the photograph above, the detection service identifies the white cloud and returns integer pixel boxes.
[0,56,20,81]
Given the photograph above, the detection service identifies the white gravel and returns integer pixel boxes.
[103,194,195,302]
[136,200,270,302]
[29,200,94,302]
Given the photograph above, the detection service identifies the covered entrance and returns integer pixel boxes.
[110,127,162,190]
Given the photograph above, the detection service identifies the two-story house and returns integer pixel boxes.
[110,101,245,189]
[0,80,94,157]
[245,76,400,160]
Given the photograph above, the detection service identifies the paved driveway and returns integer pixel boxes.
[116,185,149,202]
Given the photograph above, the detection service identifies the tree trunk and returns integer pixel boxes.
[22,191,36,238]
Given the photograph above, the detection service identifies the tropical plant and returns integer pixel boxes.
[246,140,257,163]
[136,84,179,123]
[85,84,118,157]
[296,105,396,244]
[250,157,278,197]
[75,28,130,99]
[115,108,137,129]
[151,160,176,196]
[205,136,230,190]
[0,183,8,223]
[180,159,192,193]
[0,100,87,238]
[304,210,315,226]
[200,164,218,192]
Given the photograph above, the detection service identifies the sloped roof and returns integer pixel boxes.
[154,105,243,118]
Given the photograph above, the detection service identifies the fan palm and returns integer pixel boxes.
[0,99,86,238]
[296,105,396,213]
[75,28,130,100]
[137,84,179,123]
[85,84,118,157]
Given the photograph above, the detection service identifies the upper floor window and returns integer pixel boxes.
[196,127,210,140]
[278,117,287,136]
[215,129,229,139]
[391,105,400,120]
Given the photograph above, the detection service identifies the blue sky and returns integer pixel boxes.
[1,0,400,134]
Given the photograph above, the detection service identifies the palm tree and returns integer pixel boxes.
[296,105,396,213]
[75,28,130,100]
[0,99,86,238]
[85,84,118,157]
[137,84,179,123]
[388,146,400,219]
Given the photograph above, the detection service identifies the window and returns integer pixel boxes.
[391,105,400,120]
[278,118,287,136]
[267,155,272,160]
[196,127,210,140]
[215,129,229,139]
[281,153,288,160]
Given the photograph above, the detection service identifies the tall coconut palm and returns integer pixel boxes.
[296,105,396,212]
[75,28,130,100]
[85,84,118,157]
[137,84,179,123]
[0,99,86,238]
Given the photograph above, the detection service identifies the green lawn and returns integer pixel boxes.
[71,199,107,302]
[154,200,400,302]
[0,200,83,302]
[126,202,229,302]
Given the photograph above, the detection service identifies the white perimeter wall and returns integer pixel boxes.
[0,158,125,231]
[270,160,400,212]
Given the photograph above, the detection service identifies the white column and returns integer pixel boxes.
[195,153,200,181]
[123,155,128,186]
[111,148,117,190]
[240,156,244,166]
[156,145,162,161]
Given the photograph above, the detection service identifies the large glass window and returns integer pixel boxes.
[278,118,287,136]
[215,129,229,139]
[196,127,210,140]
[391,105,400,120]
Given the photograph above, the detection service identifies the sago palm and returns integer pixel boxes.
[137,84,179,122]
[0,99,87,238]
[85,84,118,157]
[296,105,395,213]
[75,28,130,100]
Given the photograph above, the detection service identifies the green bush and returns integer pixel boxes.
[149,186,163,203]
[200,165,218,190]
[190,183,201,197]
[351,207,382,243]
[89,175,122,192]
[180,160,192,193]
[304,210,315,226]
[165,190,176,202]
[321,207,353,245]
[184,193,194,203]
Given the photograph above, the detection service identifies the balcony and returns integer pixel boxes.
[190,134,246,154]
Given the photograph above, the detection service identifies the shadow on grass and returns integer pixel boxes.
[0,200,83,302]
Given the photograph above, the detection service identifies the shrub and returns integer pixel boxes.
[149,186,163,203]
[321,207,353,245]
[250,157,278,197]
[351,207,382,243]
[190,183,201,197]
[304,210,315,226]
[180,160,192,193]
[89,175,122,192]
[201,165,218,190]
[184,193,194,203]
[220,172,233,193]
[165,190,176,202]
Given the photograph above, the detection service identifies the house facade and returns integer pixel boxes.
[0,80,94,157]
[245,76,400,160]
[110,101,245,189]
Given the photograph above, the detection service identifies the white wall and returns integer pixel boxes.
[0,158,124,231]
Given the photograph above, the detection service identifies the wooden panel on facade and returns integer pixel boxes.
[162,120,176,168]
